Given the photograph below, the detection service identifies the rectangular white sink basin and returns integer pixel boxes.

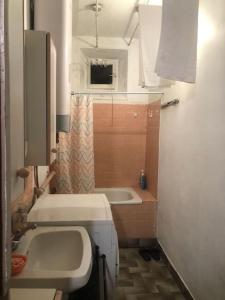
[10,226,92,292]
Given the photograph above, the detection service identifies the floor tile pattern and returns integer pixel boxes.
[116,249,186,300]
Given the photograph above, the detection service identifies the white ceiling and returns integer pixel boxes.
[73,0,139,38]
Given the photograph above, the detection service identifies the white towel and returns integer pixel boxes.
[139,4,171,88]
[155,0,199,83]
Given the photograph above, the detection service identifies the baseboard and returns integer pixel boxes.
[157,240,195,300]
[119,238,157,248]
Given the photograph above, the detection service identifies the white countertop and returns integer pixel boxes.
[28,193,113,225]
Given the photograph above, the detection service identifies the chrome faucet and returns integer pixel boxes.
[11,208,37,251]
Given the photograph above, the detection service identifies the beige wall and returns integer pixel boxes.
[158,0,225,299]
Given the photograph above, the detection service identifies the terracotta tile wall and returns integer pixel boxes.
[111,188,157,239]
[145,101,161,199]
[93,102,160,240]
[93,103,148,187]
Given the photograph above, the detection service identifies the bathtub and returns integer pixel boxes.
[94,187,142,205]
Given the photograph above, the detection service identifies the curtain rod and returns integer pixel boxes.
[71,91,164,95]
[123,0,151,46]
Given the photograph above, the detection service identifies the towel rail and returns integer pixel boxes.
[161,99,179,109]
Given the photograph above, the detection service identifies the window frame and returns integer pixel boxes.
[87,58,118,90]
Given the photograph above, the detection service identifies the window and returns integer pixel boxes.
[91,64,113,85]
[87,58,118,90]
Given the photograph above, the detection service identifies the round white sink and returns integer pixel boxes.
[10,226,92,292]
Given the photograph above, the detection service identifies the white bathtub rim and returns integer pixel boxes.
[94,187,143,205]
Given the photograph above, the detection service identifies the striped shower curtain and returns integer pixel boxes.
[53,96,95,193]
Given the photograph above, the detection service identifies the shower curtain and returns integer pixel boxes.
[53,95,95,194]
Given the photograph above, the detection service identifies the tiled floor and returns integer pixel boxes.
[116,248,186,300]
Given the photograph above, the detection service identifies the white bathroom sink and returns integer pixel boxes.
[10,226,92,292]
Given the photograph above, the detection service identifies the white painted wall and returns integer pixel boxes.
[158,1,225,299]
